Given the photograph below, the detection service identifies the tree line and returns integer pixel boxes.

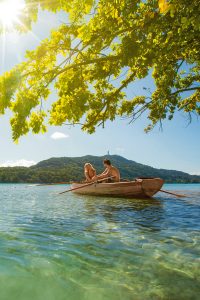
[0,155,199,183]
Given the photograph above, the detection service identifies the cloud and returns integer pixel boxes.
[0,159,36,167]
[50,132,70,140]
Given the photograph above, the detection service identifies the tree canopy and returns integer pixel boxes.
[0,0,199,141]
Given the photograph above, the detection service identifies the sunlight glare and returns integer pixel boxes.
[0,0,25,28]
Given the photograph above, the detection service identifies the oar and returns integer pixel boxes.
[160,189,187,198]
[59,176,115,195]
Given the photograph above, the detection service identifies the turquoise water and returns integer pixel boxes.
[0,183,199,300]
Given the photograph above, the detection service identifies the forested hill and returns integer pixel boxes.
[0,155,199,183]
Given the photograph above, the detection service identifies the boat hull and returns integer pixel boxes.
[71,178,164,198]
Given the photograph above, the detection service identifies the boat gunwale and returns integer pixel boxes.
[70,178,164,198]
[71,178,163,187]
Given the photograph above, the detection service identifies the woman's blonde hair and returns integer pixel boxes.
[84,163,95,171]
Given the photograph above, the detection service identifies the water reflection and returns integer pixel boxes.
[77,195,165,232]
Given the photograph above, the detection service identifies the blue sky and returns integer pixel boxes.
[0,8,199,174]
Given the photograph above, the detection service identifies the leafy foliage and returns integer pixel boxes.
[0,155,199,183]
[0,0,199,141]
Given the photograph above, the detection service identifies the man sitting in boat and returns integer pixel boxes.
[84,163,96,182]
[96,159,120,182]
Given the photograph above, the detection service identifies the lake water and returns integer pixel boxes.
[0,183,199,300]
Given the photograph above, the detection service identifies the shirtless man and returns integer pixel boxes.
[97,159,120,182]
[84,163,96,182]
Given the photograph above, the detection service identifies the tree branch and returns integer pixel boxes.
[171,87,200,95]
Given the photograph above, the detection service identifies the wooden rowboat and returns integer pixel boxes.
[71,178,164,198]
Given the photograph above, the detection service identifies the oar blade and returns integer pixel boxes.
[160,189,187,198]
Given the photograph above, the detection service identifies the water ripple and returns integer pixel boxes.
[0,183,199,299]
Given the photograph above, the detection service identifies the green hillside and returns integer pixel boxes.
[0,155,199,183]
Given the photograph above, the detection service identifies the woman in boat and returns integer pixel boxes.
[84,163,96,182]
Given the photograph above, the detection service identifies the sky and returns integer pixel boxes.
[0,6,199,174]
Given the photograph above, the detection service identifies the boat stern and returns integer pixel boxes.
[140,178,164,197]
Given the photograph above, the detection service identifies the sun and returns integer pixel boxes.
[0,0,25,28]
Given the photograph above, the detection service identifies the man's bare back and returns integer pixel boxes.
[97,159,120,182]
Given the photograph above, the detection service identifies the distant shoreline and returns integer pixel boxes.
[0,155,200,184]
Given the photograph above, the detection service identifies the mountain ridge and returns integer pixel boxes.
[0,155,199,183]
